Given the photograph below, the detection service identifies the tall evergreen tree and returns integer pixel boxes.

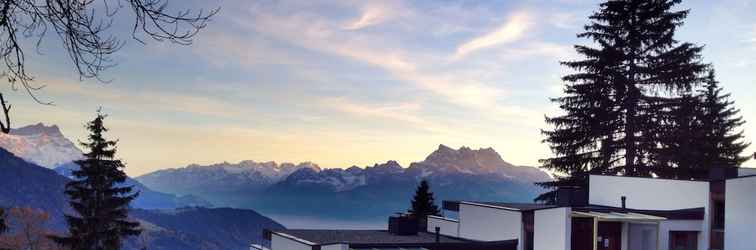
[53,111,140,250]
[651,94,706,179]
[697,71,750,168]
[0,208,6,234]
[408,180,440,218]
[538,0,709,202]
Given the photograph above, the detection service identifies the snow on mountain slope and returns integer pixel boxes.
[136,161,322,196]
[0,123,83,168]
[270,146,552,194]
[408,144,552,183]
[0,123,213,209]
[139,145,552,196]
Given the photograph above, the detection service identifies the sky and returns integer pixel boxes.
[5,0,756,176]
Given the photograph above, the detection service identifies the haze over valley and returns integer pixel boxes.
[0,123,551,229]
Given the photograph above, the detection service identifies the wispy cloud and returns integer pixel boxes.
[43,80,251,119]
[453,12,533,60]
[322,97,421,118]
[548,12,580,29]
[342,2,402,30]
[233,5,515,112]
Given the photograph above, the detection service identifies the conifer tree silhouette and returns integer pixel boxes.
[538,0,709,202]
[53,110,140,249]
[408,180,441,219]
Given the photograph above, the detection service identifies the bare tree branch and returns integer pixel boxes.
[0,0,219,133]
[0,93,10,133]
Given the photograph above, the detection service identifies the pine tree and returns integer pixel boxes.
[652,94,706,179]
[697,71,750,168]
[408,180,440,218]
[538,0,709,202]
[53,111,140,250]
[0,208,6,234]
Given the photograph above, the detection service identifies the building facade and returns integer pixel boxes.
[262,168,756,250]
[429,168,756,250]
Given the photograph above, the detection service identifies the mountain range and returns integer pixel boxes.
[0,123,82,168]
[0,123,211,209]
[0,146,284,249]
[1,122,554,231]
[0,124,284,249]
[138,144,552,226]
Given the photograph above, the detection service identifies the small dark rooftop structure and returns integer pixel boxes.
[264,229,518,250]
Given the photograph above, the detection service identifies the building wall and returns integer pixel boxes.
[320,244,348,250]
[656,220,705,250]
[427,215,459,237]
[737,167,756,177]
[458,202,522,244]
[725,176,756,250]
[534,207,571,250]
[270,233,312,250]
[589,175,709,210]
[590,175,710,249]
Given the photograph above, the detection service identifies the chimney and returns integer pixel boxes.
[435,227,440,243]
[709,167,738,181]
[556,187,588,207]
[388,213,419,235]
[621,196,626,209]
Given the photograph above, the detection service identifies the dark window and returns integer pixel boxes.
[669,231,698,250]
[712,201,725,230]
[525,231,534,250]
[522,211,534,250]
[571,218,594,250]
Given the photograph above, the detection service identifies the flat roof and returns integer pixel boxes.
[265,229,518,249]
[573,205,705,220]
[443,200,557,212]
[270,230,467,245]
[442,201,704,220]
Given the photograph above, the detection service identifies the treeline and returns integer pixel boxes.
[538,0,750,202]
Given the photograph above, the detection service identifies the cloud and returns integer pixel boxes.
[320,97,453,135]
[322,97,419,123]
[453,12,533,60]
[343,3,397,30]
[236,7,506,110]
[210,2,552,130]
[43,79,250,119]
[549,12,580,29]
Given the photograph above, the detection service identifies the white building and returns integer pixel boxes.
[263,167,756,250]
[429,168,756,250]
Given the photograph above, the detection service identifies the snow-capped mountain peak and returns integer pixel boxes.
[410,144,550,182]
[11,123,64,136]
[0,123,83,168]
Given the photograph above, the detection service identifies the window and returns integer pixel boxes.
[669,231,698,250]
[712,201,725,230]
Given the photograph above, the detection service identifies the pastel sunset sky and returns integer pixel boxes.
[8,0,756,176]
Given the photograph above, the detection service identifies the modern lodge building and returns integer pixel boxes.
[259,167,756,250]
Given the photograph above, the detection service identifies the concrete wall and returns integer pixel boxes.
[271,233,313,250]
[589,175,709,210]
[725,176,756,250]
[427,215,459,237]
[458,202,522,243]
[534,207,571,250]
[737,167,756,177]
[626,223,657,250]
[657,220,705,250]
[590,175,710,249]
[320,244,348,250]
